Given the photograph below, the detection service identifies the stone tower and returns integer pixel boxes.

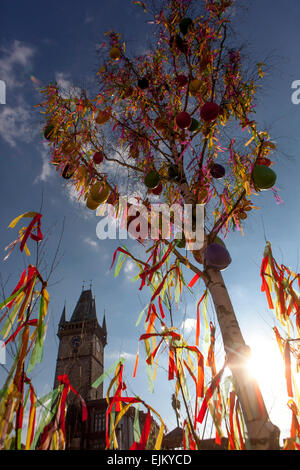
[53,288,107,402]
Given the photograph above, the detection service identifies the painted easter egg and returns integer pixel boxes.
[90,182,110,204]
[109,47,121,61]
[86,196,100,211]
[144,170,160,189]
[93,151,104,165]
[252,165,277,190]
[210,163,225,179]
[151,182,163,195]
[62,165,74,180]
[175,232,186,248]
[167,165,179,181]
[205,243,232,270]
[138,78,149,90]
[189,79,201,95]
[176,111,192,129]
[189,118,200,132]
[200,102,220,122]
[95,110,110,125]
[44,124,55,140]
[176,75,188,88]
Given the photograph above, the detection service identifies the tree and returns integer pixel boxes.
[39,0,281,449]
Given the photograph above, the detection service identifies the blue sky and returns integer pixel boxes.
[1,0,300,441]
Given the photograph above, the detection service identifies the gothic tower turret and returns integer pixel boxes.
[53,288,107,402]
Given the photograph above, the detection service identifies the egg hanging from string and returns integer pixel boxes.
[144,170,160,189]
[204,243,232,271]
[252,164,277,190]
[210,163,225,179]
[176,111,192,129]
[93,151,104,165]
[200,102,220,122]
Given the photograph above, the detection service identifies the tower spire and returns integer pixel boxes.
[59,305,66,328]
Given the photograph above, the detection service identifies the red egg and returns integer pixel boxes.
[200,102,220,122]
[176,75,188,88]
[151,182,163,195]
[210,163,225,179]
[176,111,192,129]
[93,151,104,165]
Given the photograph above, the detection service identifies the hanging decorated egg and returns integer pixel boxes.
[62,165,74,180]
[252,165,277,190]
[44,124,55,140]
[109,47,121,61]
[204,243,232,270]
[95,109,110,125]
[189,79,201,96]
[179,18,193,36]
[167,165,179,181]
[86,195,100,211]
[200,102,220,122]
[169,35,186,53]
[175,232,186,248]
[176,75,188,88]
[189,118,200,132]
[144,170,160,189]
[61,141,76,155]
[138,78,149,90]
[93,151,104,165]
[151,182,163,195]
[90,182,110,204]
[210,163,225,179]
[176,111,192,129]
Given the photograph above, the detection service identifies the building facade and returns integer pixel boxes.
[53,288,137,450]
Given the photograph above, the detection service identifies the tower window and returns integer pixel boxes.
[94,411,105,432]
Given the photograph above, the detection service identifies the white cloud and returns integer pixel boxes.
[0,104,37,147]
[55,72,81,99]
[0,40,36,89]
[34,142,55,183]
[83,236,99,250]
[181,318,196,335]
[106,350,136,362]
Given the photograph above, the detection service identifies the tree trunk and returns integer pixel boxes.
[204,266,280,450]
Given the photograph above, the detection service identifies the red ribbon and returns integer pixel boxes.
[57,374,87,435]
[20,213,43,252]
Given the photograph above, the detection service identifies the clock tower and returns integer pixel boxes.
[53,288,107,402]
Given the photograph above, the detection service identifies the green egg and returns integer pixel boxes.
[252,165,277,190]
[144,170,160,189]
[189,118,200,132]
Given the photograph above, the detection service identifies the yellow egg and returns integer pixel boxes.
[109,47,121,61]
[86,196,100,211]
[189,79,201,95]
[90,182,110,204]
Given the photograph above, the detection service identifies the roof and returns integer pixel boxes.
[162,427,183,449]
[70,289,97,322]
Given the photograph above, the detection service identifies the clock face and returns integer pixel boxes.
[71,335,81,349]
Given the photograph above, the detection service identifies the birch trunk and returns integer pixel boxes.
[177,172,280,449]
[203,265,280,450]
